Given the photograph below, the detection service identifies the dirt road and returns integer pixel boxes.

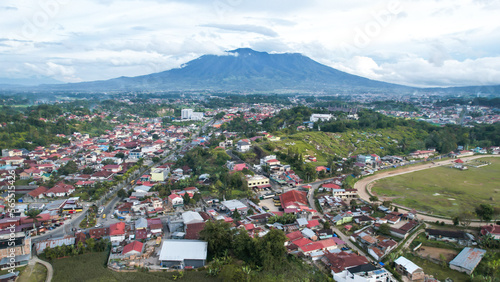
[354,155,500,225]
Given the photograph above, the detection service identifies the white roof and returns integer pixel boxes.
[159,240,208,262]
[221,199,247,211]
[135,217,148,229]
[297,218,308,226]
[182,211,204,225]
[394,256,421,274]
[134,185,152,192]
[301,228,316,238]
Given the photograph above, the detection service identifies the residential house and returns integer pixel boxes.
[394,256,425,281]
[109,222,126,245]
[333,263,390,282]
[322,251,369,275]
[480,225,500,240]
[45,183,75,198]
[26,186,48,200]
[236,139,251,152]
[168,194,184,207]
[122,240,144,257]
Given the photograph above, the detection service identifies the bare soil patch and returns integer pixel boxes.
[417,246,458,262]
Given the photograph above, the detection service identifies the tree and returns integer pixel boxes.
[117,188,127,198]
[323,220,331,230]
[26,209,42,235]
[232,230,256,263]
[476,204,494,223]
[232,209,241,221]
[452,216,459,226]
[59,161,78,175]
[258,229,288,271]
[82,167,94,174]
[199,220,234,258]
[369,195,379,202]
[182,193,191,206]
[458,211,473,228]
[350,199,357,209]
[382,200,392,208]
[378,223,391,236]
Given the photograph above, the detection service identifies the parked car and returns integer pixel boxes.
[262,206,269,211]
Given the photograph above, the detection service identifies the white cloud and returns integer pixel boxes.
[0,0,498,87]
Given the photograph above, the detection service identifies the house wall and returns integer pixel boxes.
[450,264,472,275]
[184,259,205,268]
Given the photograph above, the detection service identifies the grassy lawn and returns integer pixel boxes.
[18,263,47,282]
[51,251,221,282]
[372,157,500,217]
[403,253,469,282]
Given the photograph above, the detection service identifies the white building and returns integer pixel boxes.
[181,109,193,120]
[333,263,391,282]
[181,109,204,120]
[310,114,335,123]
[191,112,204,121]
[159,240,208,269]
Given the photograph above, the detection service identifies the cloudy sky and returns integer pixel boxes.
[1,0,500,87]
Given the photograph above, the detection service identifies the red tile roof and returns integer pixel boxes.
[185,222,206,240]
[292,237,313,248]
[307,220,320,228]
[109,222,125,236]
[28,186,48,197]
[280,190,308,209]
[122,240,143,255]
[324,251,369,273]
[286,230,303,241]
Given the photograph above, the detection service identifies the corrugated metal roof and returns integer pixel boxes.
[395,256,421,274]
[449,247,486,271]
[159,240,207,261]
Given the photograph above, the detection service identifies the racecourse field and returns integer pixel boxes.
[371,157,500,217]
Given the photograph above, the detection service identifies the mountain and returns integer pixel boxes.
[0,76,63,87]
[4,49,499,94]
[34,48,412,93]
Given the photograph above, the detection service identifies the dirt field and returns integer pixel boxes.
[416,246,458,262]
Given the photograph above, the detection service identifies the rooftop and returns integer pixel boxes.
[159,240,208,262]
[449,247,486,272]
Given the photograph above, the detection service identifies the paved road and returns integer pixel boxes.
[305,181,374,260]
[355,154,500,225]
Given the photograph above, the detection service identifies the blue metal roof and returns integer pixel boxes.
[449,247,486,271]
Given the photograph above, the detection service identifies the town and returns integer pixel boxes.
[0,95,499,282]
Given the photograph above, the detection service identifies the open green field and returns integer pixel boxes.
[274,126,428,162]
[18,263,47,282]
[372,157,500,217]
[403,253,469,282]
[51,251,221,282]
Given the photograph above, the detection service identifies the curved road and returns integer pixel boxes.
[355,154,500,225]
[32,256,54,282]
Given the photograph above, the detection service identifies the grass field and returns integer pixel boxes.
[51,251,221,282]
[18,263,47,282]
[273,126,428,163]
[372,157,500,217]
[403,253,469,282]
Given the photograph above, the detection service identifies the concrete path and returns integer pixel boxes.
[31,256,54,282]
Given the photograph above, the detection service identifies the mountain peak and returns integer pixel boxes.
[226,48,265,56]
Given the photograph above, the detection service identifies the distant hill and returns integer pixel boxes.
[0,76,62,87]
[3,48,500,94]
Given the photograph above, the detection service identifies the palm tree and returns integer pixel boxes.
[26,209,42,235]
